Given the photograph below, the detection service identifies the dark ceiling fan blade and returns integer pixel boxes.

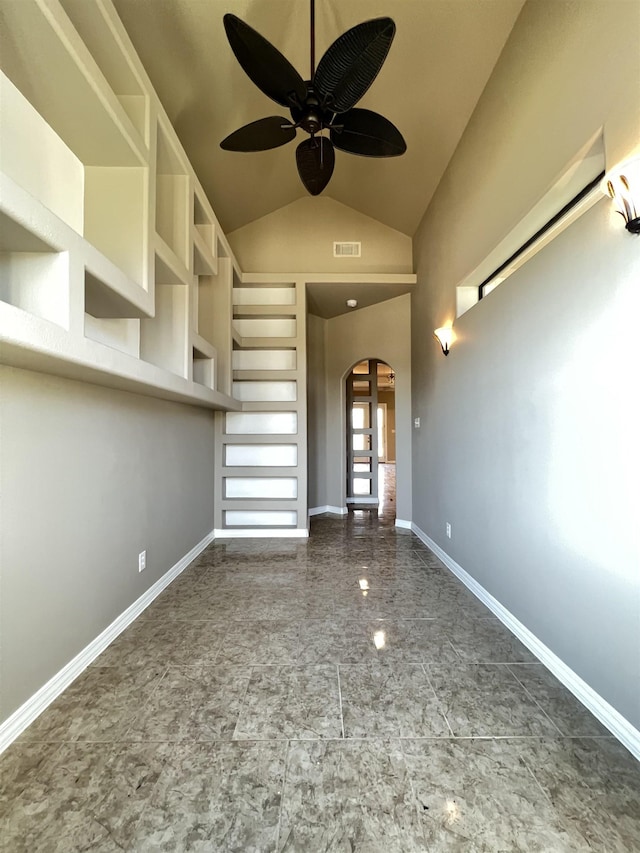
[223,14,307,108]
[313,18,396,114]
[220,117,296,152]
[330,108,406,157]
[296,137,335,195]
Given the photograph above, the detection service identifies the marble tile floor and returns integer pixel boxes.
[3,510,640,851]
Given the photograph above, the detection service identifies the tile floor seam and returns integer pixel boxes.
[116,742,177,845]
[209,622,233,665]
[118,665,172,742]
[521,753,555,805]
[505,664,566,736]
[336,665,346,739]
[274,738,292,853]
[421,663,455,738]
[229,665,255,742]
[397,736,432,830]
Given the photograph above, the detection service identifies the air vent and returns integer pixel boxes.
[333,241,361,258]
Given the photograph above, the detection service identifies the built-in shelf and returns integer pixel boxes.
[85,166,147,287]
[155,122,189,269]
[232,380,297,402]
[195,270,219,345]
[59,0,149,148]
[225,411,298,435]
[224,477,298,499]
[193,230,217,277]
[233,286,296,306]
[194,191,217,258]
[216,279,308,534]
[0,211,69,328]
[192,345,215,390]
[233,317,297,338]
[0,0,146,167]
[224,510,298,528]
[0,3,242,414]
[140,285,188,378]
[84,314,140,357]
[232,349,297,371]
[154,236,190,287]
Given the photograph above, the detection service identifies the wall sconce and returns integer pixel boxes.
[605,159,640,234]
[434,327,453,356]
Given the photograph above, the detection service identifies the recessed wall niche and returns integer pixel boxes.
[0,212,69,329]
[155,123,189,268]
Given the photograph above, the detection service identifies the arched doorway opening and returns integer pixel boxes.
[345,359,396,516]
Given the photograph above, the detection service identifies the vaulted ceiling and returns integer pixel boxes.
[112,0,525,236]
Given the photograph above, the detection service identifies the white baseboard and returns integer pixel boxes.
[308,505,348,517]
[411,522,640,762]
[346,497,379,505]
[395,518,412,529]
[213,528,309,538]
[0,530,215,754]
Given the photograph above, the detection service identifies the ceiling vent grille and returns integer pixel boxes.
[333,241,361,258]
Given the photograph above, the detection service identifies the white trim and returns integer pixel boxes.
[0,529,215,754]
[346,497,379,505]
[395,518,412,529]
[411,522,640,762]
[308,505,348,517]
[454,132,605,319]
[213,528,309,538]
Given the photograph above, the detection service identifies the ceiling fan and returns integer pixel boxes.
[220,0,406,195]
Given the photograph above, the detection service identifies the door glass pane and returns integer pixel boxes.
[377,405,385,461]
[353,380,371,394]
[354,459,372,471]
[353,478,372,495]
[352,434,371,451]
[352,403,370,429]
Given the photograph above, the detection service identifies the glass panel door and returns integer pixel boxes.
[346,361,378,502]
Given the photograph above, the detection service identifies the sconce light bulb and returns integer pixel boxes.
[434,327,453,356]
[346,299,358,308]
[603,159,640,234]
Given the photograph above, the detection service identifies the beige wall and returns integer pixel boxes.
[320,294,412,521]
[411,0,640,728]
[0,367,216,723]
[306,313,328,509]
[228,196,413,274]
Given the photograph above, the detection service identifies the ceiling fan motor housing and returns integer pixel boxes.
[291,88,325,134]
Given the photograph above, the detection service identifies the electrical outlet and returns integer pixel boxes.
[446,523,452,539]
[414,417,421,429]
[138,550,146,572]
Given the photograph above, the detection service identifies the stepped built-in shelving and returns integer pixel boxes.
[214,280,308,536]
[0,0,239,411]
